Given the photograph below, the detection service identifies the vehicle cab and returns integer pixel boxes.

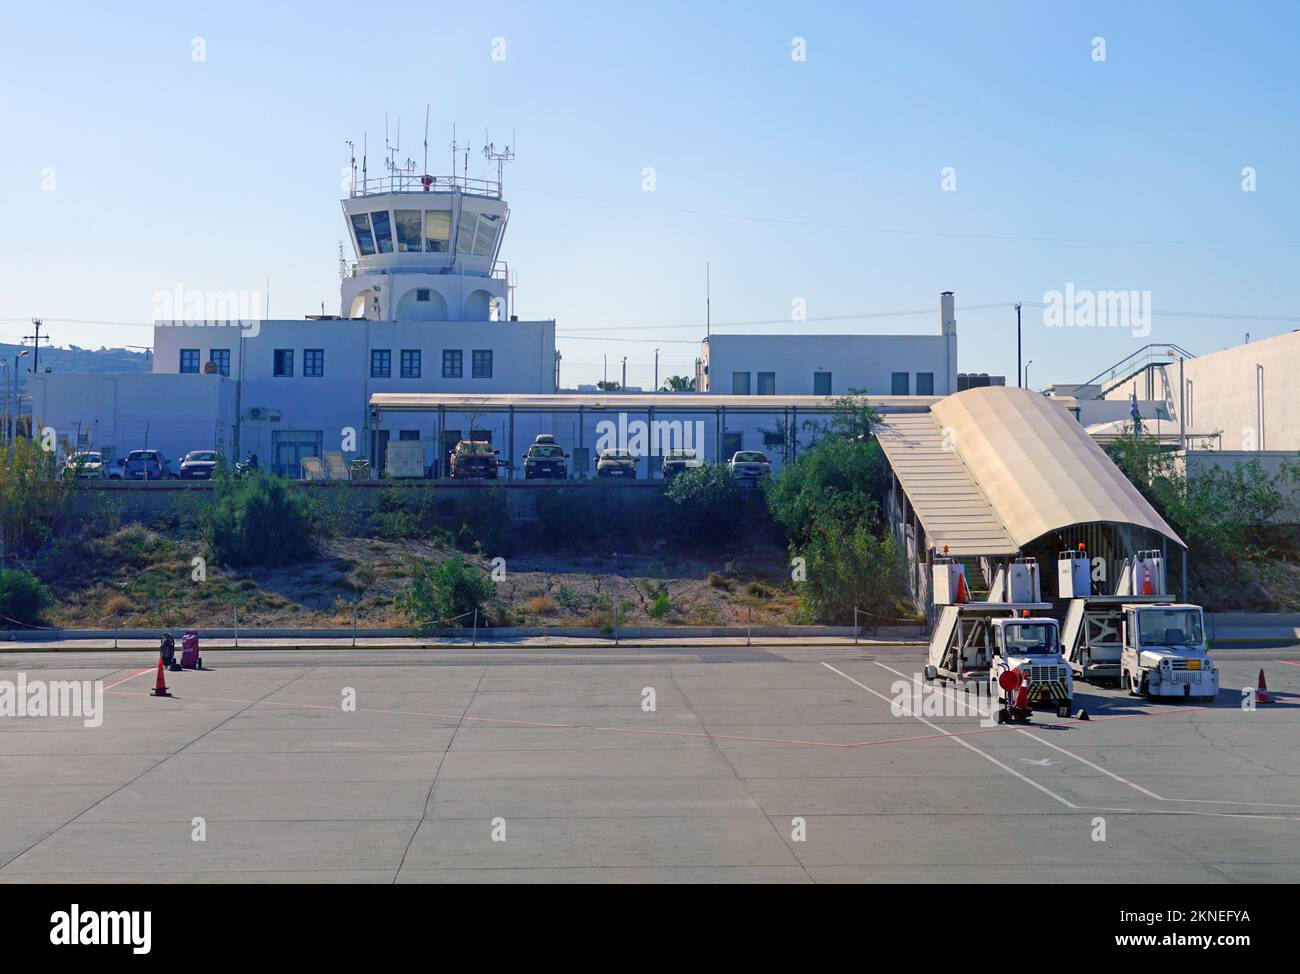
[1120,604,1219,701]
[989,617,1074,717]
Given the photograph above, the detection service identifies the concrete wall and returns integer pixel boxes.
[30,372,236,465]
[1105,331,1300,451]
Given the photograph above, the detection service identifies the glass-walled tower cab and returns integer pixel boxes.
[340,172,510,322]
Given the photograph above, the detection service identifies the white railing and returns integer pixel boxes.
[348,172,501,199]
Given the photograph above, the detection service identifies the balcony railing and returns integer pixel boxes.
[348,172,501,199]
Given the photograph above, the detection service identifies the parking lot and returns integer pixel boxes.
[1,642,1297,883]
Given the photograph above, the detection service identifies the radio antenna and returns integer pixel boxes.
[423,104,430,174]
[483,130,515,193]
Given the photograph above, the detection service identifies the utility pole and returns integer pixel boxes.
[654,348,660,391]
[24,318,49,374]
[621,356,627,391]
[1015,303,1022,389]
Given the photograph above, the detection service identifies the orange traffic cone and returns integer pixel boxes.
[1256,669,1272,704]
[151,658,171,698]
[956,572,969,604]
[1141,564,1153,596]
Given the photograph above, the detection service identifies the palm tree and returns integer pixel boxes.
[659,375,695,392]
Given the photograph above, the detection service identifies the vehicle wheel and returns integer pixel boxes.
[1127,670,1140,696]
[1139,673,1152,699]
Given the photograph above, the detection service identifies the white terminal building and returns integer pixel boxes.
[33,151,968,478]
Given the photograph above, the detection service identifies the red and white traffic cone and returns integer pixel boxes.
[151,658,171,698]
[1256,669,1272,704]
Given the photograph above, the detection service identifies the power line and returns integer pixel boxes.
[510,183,1300,249]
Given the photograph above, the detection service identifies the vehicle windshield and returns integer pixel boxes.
[734,452,767,463]
[187,452,216,462]
[529,446,564,458]
[457,442,493,455]
[1138,608,1203,647]
[602,451,633,460]
[666,450,696,460]
[127,451,157,461]
[69,453,101,462]
[1003,622,1058,655]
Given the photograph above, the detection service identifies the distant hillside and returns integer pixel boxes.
[0,343,150,399]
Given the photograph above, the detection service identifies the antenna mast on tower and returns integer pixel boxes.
[483,129,515,194]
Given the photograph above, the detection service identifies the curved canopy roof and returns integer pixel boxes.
[930,386,1184,550]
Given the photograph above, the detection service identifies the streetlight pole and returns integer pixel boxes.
[13,350,29,442]
[1024,359,1033,391]
[1015,302,1022,389]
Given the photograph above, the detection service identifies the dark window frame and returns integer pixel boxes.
[370,348,392,379]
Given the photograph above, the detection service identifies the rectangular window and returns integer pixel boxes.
[304,348,324,377]
[424,211,452,253]
[350,213,375,256]
[401,349,421,379]
[456,211,478,254]
[369,210,393,253]
[416,288,430,302]
[394,210,422,253]
[472,212,502,257]
[273,349,293,377]
[916,372,935,396]
[180,349,200,374]
[442,349,463,378]
[208,349,230,376]
[398,430,420,441]
[472,349,493,378]
[813,371,832,396]
[891,372,910,395]
[732,371,751,395]
[757,371,776,395]
[370,349,392,378]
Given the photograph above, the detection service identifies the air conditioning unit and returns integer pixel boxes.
[245,406,268,421]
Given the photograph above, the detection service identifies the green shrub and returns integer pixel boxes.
[663,464,743,545]
[203,470,314,567]
[794,522,911,625]
[0,438,69,554]
[396,554,497,631]
[0,567,53,627]
[764,437,886,547]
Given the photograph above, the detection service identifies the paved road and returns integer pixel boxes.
[1,643,1296,883]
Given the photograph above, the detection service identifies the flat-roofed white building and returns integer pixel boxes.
[696,292,959,397]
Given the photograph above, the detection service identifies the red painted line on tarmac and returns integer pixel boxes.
[1281,660,1300,667]
[101,667,155,691]
[104,687,1055,749]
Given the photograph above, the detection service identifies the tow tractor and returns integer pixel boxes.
[1121,602,1219,701]
[923,554,1078,721]
[1059,546,1199,687]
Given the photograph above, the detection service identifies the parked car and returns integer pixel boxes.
[123,449,176,480]
[450,440,500,479]
[727,450,772,487]
[179,450,220,480]
[62,451,105,479]
[596,449,637,479]
[661,448,702,481]
[523,435,568,480]
[106,457,127,480]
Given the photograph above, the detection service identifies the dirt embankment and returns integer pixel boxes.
[32,523,802,630]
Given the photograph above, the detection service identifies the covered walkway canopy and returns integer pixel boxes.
[879,386,1183,559]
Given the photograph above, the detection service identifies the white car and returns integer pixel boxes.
[727,450,771,486]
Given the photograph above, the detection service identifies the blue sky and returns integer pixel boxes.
[3,0,1299,389]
